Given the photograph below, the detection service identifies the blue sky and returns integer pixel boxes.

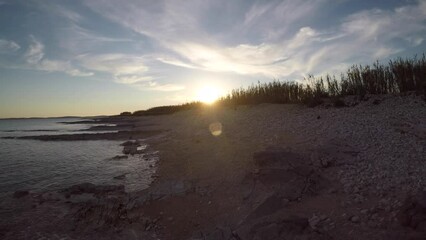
[0,0,425,117]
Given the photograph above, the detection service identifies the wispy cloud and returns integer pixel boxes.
[134,82,185,92]
[83,0,426,82]
[24,36,93,77]
[0,39,20,53]
[76,53,184,91]
[1,0,426,96]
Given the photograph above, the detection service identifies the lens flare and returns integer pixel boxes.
[209,122,222,136]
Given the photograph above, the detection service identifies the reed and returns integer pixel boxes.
[218,54,426,107]
[130,54,426,115]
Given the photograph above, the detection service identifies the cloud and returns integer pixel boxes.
[24,36,44,64]
[3,0,425,98]
[114,75,154,84]
[23,36,93,76]
[76,53,184,91]
[134,82,185,92]
[0,39,20,53]
[77,54,148,76]
[83,0,426,82]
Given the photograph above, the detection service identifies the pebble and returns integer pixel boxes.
[360,209,369,214]
[350,215,360,223]
[308,215,321,229]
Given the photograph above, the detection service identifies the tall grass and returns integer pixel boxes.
[128,54,426,115]
[218,54,426,106]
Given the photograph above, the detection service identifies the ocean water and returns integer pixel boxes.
[0,118,156,200]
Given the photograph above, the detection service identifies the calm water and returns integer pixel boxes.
[0,118,156,200]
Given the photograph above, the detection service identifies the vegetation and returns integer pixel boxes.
[127,54,426,116]
[219,54,426,106]
[132,102,203,116]
[119,111,132,116]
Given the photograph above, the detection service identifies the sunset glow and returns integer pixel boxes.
[196,86,222,104]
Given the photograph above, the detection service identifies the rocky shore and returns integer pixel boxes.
[0,94,425,239]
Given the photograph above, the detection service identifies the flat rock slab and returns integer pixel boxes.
[248,149,326,201]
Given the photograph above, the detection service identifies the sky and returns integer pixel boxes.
[0,0,425,118]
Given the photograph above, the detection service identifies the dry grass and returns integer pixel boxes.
[219,54,426,107]
[130,54,426,115]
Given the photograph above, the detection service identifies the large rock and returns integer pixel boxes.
[122,145,138,154]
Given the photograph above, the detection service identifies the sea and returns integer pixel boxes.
[0,118,156,200]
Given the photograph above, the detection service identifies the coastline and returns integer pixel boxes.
[1,94,425,239]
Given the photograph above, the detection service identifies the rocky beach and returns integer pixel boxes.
[1,94,425,240]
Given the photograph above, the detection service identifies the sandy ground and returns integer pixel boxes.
[1,94,425,240]
[137,94,426,239]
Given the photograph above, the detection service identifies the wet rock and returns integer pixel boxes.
[120,140,141,146]
[112,155,128,160]
[13,190,29,198]
[61,183,125,196]
[123,145,138,155]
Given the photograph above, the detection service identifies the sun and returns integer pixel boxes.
[196,86,222,104]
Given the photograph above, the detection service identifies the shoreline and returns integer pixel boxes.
[1,94,425,239]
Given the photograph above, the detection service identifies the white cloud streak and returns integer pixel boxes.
[0,39,20,53]
[24,36,93,77]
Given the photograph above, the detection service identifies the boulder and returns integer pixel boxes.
[123,145,138,154]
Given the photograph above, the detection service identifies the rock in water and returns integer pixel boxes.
[13,190,29,198]
[112,155,128,160]
[61,183,125,196]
